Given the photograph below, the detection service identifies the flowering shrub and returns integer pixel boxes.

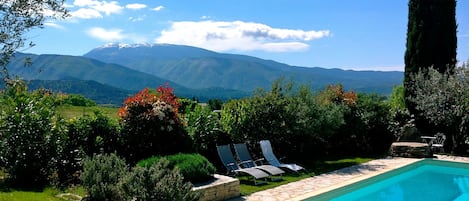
[119,85,192,164]
[0,80,62,188]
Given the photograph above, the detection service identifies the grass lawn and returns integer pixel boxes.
[0,186,85,201]
[57,105,119,119]
[239,157,374,195]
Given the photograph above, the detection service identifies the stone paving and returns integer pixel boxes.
[227,155,469,201]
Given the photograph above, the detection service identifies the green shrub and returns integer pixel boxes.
[138,153,216,183]
[120,158,201,201]
[326,90,393,157]
[81,153,127,201]
[409,67,469,154]
[60,94,97,106]
[58,111,120,186]
[184,103,231,169]
[0,80,62,189]
[220,80,346,161]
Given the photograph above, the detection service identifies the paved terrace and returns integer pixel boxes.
[228,155,469,201]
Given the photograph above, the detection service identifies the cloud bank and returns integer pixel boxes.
[70,0,151,19]
[156,20,330,52]
[125,3,147,10]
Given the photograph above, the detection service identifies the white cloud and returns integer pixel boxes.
[86,27,148,43]
[92,1,123,15]
[44,22,65,30]
[70,8,103,19]
[63,3,75,8]
[129,16,145,22]
[155,20,330,52]
[71,0,123,17]
[86,27,124,41]
[152,6,164,11]
[126,3,147,10]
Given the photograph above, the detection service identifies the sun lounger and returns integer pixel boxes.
[233,143,284,180]
[259,140,305,173]
[216,144,269,185]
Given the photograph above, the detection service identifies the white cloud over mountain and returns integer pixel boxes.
[156,20,330,52]
[86,27,147,43]
[86,27,124,41]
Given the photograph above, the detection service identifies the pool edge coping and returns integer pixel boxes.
[287,156,469,201]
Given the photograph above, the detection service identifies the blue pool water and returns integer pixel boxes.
[305,160,469,201]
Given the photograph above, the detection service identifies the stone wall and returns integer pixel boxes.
[193,174,240,201]
[390,142,430,158]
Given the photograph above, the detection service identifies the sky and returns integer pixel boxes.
[24,0,469,72]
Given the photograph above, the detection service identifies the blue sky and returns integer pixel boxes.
[25,0,469,71]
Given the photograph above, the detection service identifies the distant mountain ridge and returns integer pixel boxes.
[6,43,403,104]
[6,53,249,103]
[84,43,403,94]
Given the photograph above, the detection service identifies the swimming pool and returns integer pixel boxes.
[304,160,469,201]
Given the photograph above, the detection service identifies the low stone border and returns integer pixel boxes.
[390,142,430,158]
[193,174,240,201]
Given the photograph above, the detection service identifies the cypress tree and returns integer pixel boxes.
[404,0,457,133]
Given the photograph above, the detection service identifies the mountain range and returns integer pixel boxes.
[6,43,403,105]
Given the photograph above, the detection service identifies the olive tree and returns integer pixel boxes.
[409,65,469,154]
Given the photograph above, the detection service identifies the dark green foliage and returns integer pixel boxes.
[404,0,457,74]
[58,111,120,186]
[81,153,128,201]
[178,98,198,114]
[27,80,133,106]
[221,80,346,161]
[137,153,216,183]
[409,67,469,154]
[59,94,97,106]
[388,85,417,141]
[207,99,223,110]
[404,0,457,132]
[184,104,231,169]
[0,80,61,188]
[319,88,393,157]
[220,80,395,161]
[354,94,393,154]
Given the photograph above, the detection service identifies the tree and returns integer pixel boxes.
[409,66,469,154]
[404,0,457,132]
[0,0,68,81]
